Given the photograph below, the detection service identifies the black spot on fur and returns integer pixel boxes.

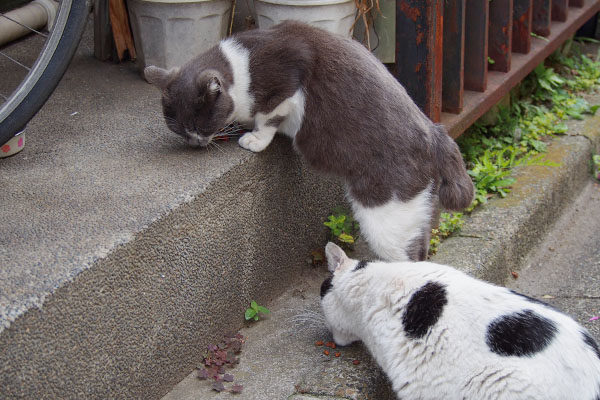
[353,260,368,271]
[509,290,555,309]
[320,276,333,298]
[582,330,600,361]
[486,310,557,357]
[402,282,448,339]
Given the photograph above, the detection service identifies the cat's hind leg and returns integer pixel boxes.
[349,185,434,262]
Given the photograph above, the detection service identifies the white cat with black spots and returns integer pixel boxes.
[321,242,600,400]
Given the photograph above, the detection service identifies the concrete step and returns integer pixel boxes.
[0,27,344,398]
[161,96,600,399]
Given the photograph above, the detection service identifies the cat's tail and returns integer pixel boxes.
[432,124,474,211]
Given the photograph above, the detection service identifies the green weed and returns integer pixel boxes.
[324,206,360,248]
[429,212,464,255]
[446,44,599,243]
[244,300,270,322]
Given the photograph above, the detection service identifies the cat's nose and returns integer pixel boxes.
[187,134,210,147]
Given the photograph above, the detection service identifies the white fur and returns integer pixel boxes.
[219,39,254,124]
[239,89,306,152]
[349,185,433,261]
[321,244,600,400]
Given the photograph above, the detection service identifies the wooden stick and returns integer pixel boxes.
[109,0,136,61]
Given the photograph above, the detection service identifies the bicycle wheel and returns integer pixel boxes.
[0,0,91,146]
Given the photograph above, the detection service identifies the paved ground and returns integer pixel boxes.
[0,20,346,399]
[507,179,600,343]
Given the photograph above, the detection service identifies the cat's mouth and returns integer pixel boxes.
[185,133,212,147]
[183,124,246,147]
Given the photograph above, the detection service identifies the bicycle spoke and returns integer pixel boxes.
[0,12,49,39]
[0,51,30,71]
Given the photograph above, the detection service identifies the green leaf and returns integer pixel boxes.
[493,179,516,187]
[338,233,355,244]
[251,300,258,311]
[253,315,259,321]
[245,308,257,320]
[257,306,270,315]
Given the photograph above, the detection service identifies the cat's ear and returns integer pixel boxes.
[325,242,348,273]
[144,66,178,90]
[197,70,222,99]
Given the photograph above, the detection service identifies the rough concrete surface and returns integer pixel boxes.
[162,241,394,400]
[162,93,600,399]
[0,21,345,398]
[507,180,600,342]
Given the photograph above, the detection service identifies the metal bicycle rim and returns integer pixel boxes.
[0,0,73,125]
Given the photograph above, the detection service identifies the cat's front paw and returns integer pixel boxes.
[238,131,270,152]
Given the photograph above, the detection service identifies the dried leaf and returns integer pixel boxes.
[230,384,244,393]
[212,382,225,392]
[223,374,234,382]
[310,249,325,265]
[197,369,210,380]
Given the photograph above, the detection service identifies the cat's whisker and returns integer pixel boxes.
[217,126,246,136]
[209,141,226,154]
[286,315,325,325]
[291,311,326,320]
[286,311,327,325]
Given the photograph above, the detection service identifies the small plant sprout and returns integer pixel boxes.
[324,206,360,249]
[324,215,354,244]
[245,300,270,321]
[429,212,464,255]
[593,155,600,180]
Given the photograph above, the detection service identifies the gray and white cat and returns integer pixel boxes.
[144,21,474,261]
[320,242,600,399]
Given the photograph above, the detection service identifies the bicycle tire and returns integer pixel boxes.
[0,0,91,146]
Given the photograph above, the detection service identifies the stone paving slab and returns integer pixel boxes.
[507,179,600,342]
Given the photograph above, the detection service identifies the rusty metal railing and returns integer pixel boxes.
[393,0,600,138]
